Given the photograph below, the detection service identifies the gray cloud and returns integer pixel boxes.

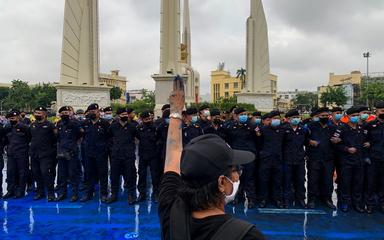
[0,0,383,95]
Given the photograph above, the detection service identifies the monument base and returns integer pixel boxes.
[56,84,111,111]
[152,74,188,117]
[237,92,276,112]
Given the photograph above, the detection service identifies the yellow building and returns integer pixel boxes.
[329,71,362,86]
[211,70,278,104]
[211,70,242,102]
[99,70,127,104]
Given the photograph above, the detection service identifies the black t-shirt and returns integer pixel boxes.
[158,172,265,240]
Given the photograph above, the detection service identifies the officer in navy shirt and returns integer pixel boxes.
[137,110,160,202]
[107,107,137,205]
[3,109,31,199]
[282,109,307,208]
[80,103,110,203]
[30,106,57,202]
[56,106,82,202]
[182,107,203,146]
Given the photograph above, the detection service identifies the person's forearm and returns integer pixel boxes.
[164,118,182,174]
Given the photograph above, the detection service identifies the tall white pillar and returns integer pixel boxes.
[56,0,110,110]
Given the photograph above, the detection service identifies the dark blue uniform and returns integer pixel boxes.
[182,123,203,146]
[257,125,285,205]
[137,122,160,198]
[30,120,57,197]
[365,119,384,208]
[204,122,228,141]
[196,119,211,133]
[110,121,137,197]
[334,124,366,208]
[282,124,307,206]
[82,118,110,198]
[57,119,82,197]
[306,122,335,203]
[226,121,257,202]
[4,123,31,197]
[156,121,169,175]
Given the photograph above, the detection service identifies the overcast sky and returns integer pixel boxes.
[0,0,383,94]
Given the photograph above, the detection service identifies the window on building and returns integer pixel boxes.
[225,83,229,89]
[225,92,229,98]
[285,95,289,99]
[214,84,220,101]
[234,82,239,89]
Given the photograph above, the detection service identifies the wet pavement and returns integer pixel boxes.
[1,189,384,240]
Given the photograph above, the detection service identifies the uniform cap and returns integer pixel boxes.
[87,103,99,111]
[59,106,71,113]
[285,109,300,118]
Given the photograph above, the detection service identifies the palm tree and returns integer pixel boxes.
[236,68,246,90]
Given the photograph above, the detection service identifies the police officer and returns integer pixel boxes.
[156,109,170,180]
[333,107,367,213]
[306,107,336,209]
[108,107,137,204]
[197,105,211,132]
[330,107,344,126]
[257,110,285,208]
[251,111,262,127]
[20,111,31,125]
[204,109,227,141]
[364,101,384,214]
[3,110,31,199]
[182,107,203,146]
[75,109,86,122]
[358,106,372,125]
[56,106,82,202]
[30,106,57,201]
[80,103,110,203]
[329,107,344,195]
[137,110,159,202]
[102,106,114,124]
[154,104,170,128]
[282,109,307,208]
[226,108,257,208]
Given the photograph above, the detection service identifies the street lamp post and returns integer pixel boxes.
[363,52,371,106]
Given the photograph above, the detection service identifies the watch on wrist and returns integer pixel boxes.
[170,112,182,120]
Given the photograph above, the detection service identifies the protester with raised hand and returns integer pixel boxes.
[158,76,264,240]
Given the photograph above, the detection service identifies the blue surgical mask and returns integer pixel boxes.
[253,118,262,125]
[290,118,301,126]
[239,115,248,123]
[203,110,210,117]
[361,113,369,121]
[271,119,281,127]
[191,116,198,124]
[350,116,360,124]
[313,117,320,122]
[334,114,343,121]
[103,114,113,120]
[165,118,170,124]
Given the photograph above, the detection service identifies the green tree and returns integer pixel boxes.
[293,92,318,109]
[141,89,155,107]
[320,86,348,107]
[4,79,33,110]
[31,83,57,108]
[110,86,123,100]
[361,82,384,107]
[0,87,10,101]
[236,68,246,89]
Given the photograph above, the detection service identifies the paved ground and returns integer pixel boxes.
[0,189,384,240]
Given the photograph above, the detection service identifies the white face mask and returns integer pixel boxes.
[224,177,240,204]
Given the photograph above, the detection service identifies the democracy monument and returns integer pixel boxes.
[55,0,275,113]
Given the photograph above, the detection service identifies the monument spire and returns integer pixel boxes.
[237,0,276,112]
[56,0,110,110]
[160,0,181,75]
[182,0,191,66]
[245,0,270,93]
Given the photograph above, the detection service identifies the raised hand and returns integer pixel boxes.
[169,75,185,114]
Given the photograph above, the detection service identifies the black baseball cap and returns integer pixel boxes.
[181,134,255,188]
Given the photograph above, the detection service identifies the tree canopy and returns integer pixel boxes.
[320,86,348,107]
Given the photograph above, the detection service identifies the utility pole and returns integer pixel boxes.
[363,52,371,106]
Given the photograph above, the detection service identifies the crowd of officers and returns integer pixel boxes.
[0,101,384,214]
